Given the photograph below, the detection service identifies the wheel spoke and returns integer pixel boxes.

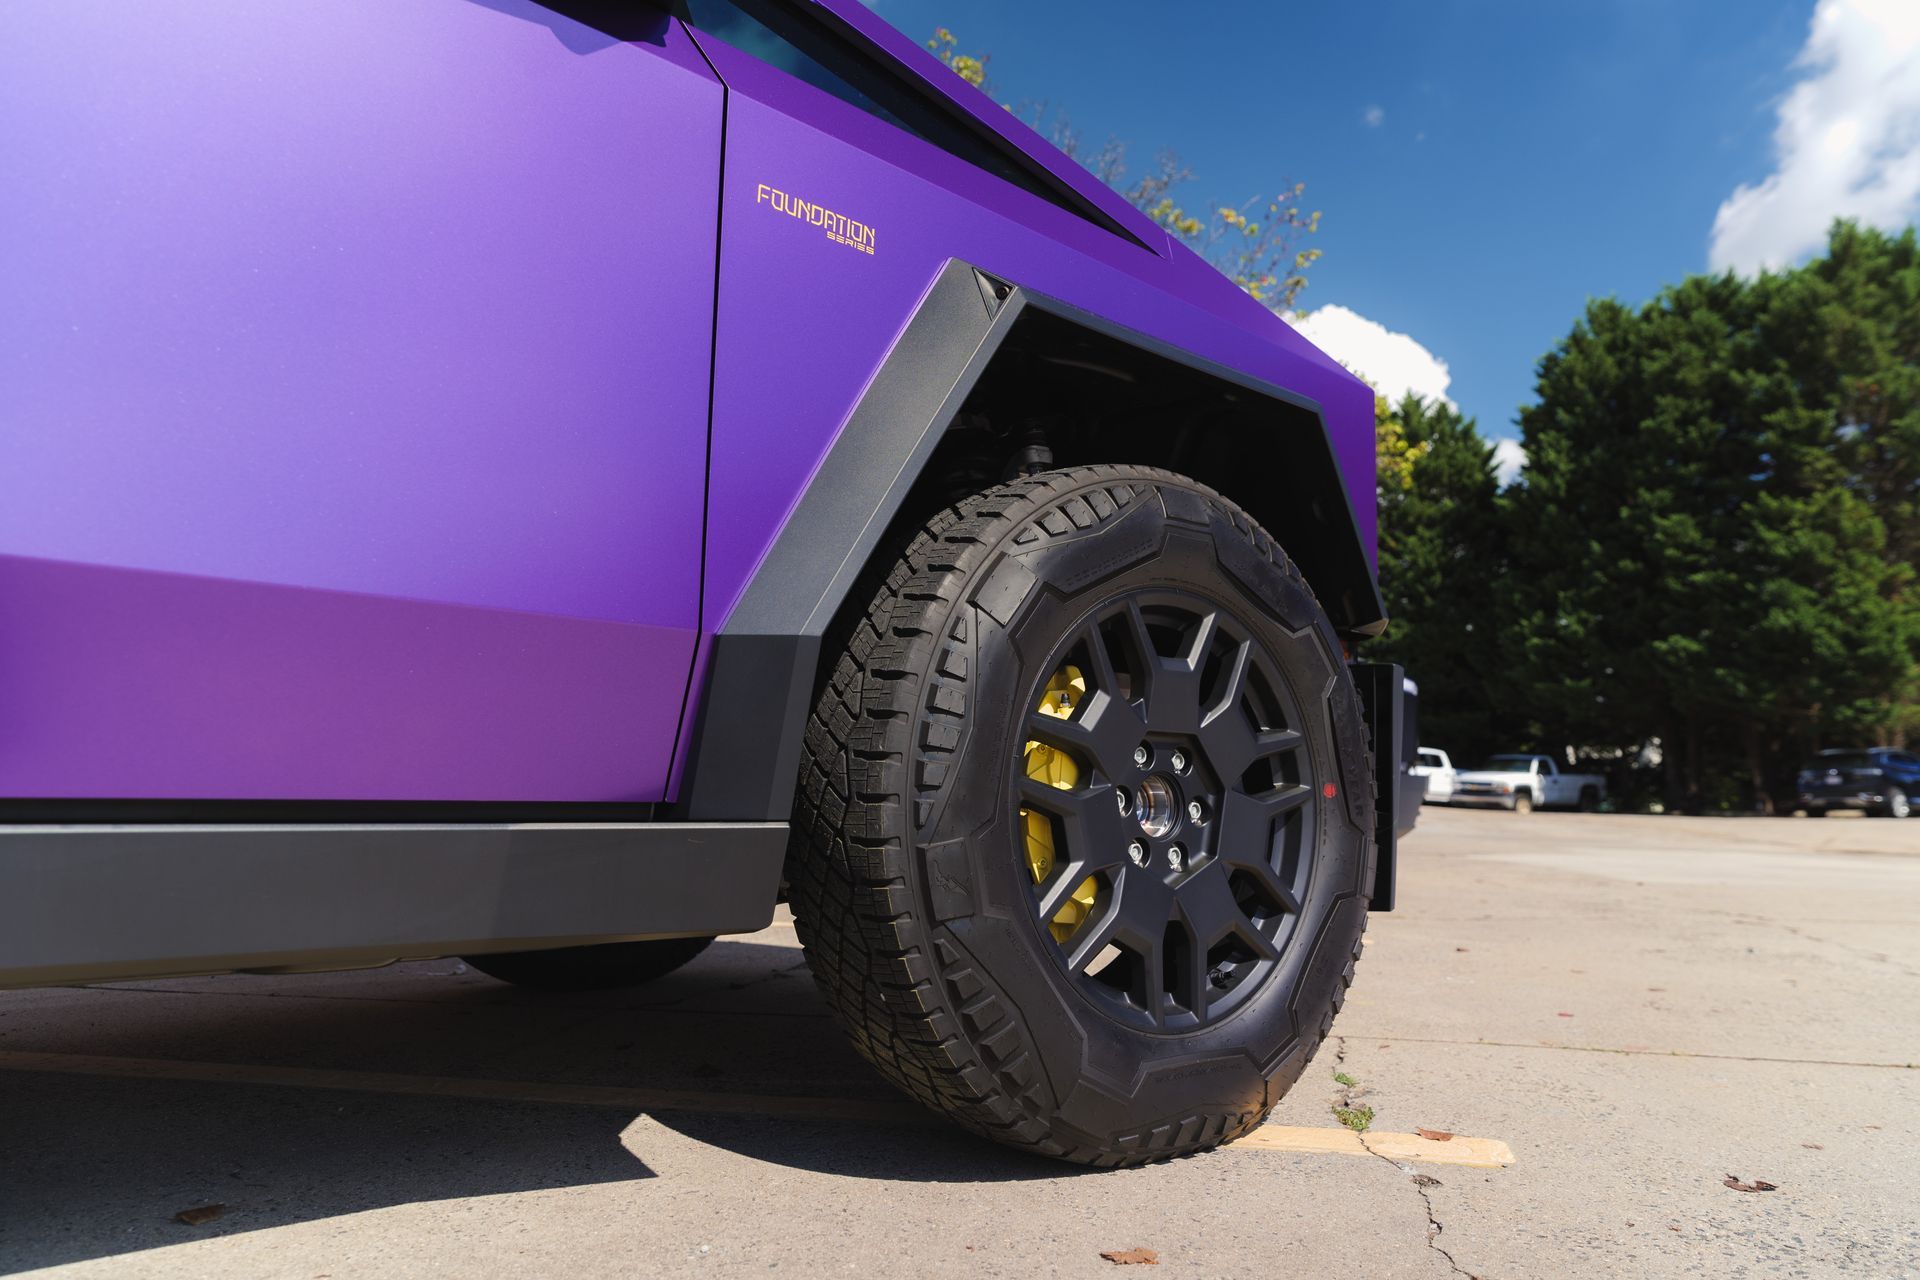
[1172,917,1208,1021]
[1232,917,1281,963]
[1175,866,1244,951]
[1219,851,1302,917]
[1203,639,1253,724]
[1200,698,1304,778]
[1034,861,1096,922]
[1062,899,1125,976]
[1131,926,1169,1029]
[1215,785,1309,889]
[1025,688,1147,778]
[1078,615,1126,709]
[1144,610,1217,732]
[1018,775,1129,854]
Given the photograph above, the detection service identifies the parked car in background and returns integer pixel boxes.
[1451,754,1605,813]
[1411,748,1456,804]
[1798,749,1919,818]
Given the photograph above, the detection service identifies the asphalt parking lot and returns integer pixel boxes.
[1,807,1915,1279]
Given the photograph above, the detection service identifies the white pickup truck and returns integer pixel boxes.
[1450,754,1605,813]
[1411,748,1457,804]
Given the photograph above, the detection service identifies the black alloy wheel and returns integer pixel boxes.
[1016,590,1318,1033]
[787,465,1376,1165]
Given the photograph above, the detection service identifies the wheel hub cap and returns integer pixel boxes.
[1133,775,1177,839]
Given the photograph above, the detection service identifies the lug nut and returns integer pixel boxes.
[1115,787,1131,814]
[1127,840,1148,866]
[1166,844,1186,870]
[1170,750,1187,772]
[1187,800,1204,823]
[1132,744,1150,767]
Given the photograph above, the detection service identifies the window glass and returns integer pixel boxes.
[671,0,1145,248]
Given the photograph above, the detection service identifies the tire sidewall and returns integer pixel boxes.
[904,471,1373,1143]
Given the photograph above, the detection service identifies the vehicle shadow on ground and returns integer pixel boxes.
[0,940,1080,1270]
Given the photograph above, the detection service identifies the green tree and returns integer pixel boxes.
[1507,222,1920,811]
[927,28,1321,308]
[1369,394,1510,762]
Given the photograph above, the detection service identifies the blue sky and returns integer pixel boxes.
[860,0,1920,457]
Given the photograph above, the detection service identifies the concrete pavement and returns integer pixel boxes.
[1,807,1915,1277]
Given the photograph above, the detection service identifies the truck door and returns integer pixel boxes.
[0,2,723,803]
[1537,759,1564,806]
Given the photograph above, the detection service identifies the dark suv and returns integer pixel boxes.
[1798,750,1920,818]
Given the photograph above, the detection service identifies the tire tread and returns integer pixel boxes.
[787,466,1369,1165]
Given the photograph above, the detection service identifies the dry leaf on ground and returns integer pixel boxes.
[1100,1247,1159,1265]
[173,1204,226,1226]
[1723,1175,1778,1193]
[1416,1128,1455,1142]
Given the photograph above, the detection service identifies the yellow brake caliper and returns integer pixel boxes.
[1022,664,1099,943]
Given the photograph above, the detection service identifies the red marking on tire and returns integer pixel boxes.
[1322,782,1337,799]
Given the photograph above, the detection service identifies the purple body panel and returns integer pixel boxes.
[2,0,1376,805]
[691,36,1376,639]
[668,20,1375,789]
[0,1,721,799]
[0,556,688,801]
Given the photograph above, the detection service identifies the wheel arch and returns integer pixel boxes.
[674,260,1386,822]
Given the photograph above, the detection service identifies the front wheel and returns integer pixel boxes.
[1883,788,1911,819]
[1511,791,1535,814]
[788,467,1375,1165]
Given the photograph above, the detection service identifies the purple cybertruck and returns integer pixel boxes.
[0,0,1416,1163]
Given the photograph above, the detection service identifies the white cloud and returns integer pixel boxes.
[1709,0,1920,272]
[1284,304,1453,406]
[1363,105,1385,128]
[1491,438,1528,487]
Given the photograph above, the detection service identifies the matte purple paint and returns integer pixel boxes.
[0,556,686,801]
[1,1,721,799]
[687,30,1377,628]
[2,0,1378,805]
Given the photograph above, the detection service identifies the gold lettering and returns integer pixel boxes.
[753,181,876,259]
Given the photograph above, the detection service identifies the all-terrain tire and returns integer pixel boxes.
[463,937,714,991]
[787,466,1375,1165]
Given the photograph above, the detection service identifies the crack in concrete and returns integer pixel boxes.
[1355,1133,1479,1279]
[1329,1036,1479,1278]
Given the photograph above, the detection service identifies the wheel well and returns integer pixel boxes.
[869,303,1382,640]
